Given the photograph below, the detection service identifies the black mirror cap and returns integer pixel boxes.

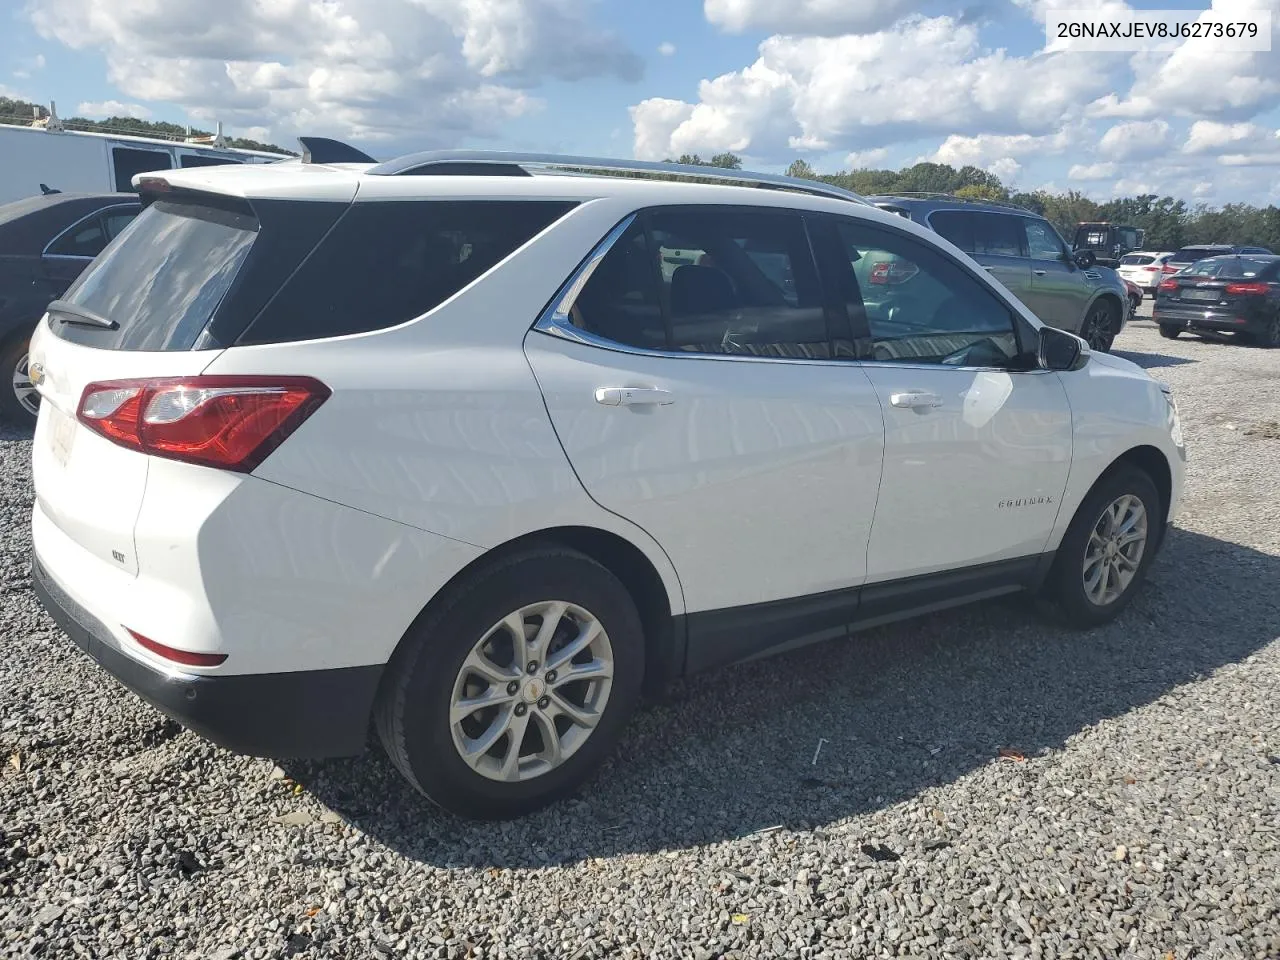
[1038,326,1090,372]
[1073,249,1097,269]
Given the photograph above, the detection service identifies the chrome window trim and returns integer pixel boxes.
[42,203,141,259]
[531,211,1037,375]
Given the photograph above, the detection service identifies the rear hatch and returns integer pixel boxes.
[29,186,349,575]
[1156,257,1273,315]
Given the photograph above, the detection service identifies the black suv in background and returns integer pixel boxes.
[0,192,140,425]
[868,194,1129,351]
[1072,222,1144,268]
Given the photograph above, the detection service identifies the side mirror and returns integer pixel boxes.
[1038,325,1090,372]
[1072,249,1096,269]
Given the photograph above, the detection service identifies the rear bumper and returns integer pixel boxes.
[32,550,381,758]
[1153,307,1265,334]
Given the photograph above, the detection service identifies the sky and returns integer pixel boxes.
[3,0,1280,205]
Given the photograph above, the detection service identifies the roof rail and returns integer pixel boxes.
[363,150,868,204]
[868,191,1031,212]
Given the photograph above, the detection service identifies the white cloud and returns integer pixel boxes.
[930,130,1072,168]
[988,157,1022,182]
[27,0,642,146]
[844,147,888,168]
[631,16,1122,161]
[1183,120,1269,153]
[704,0,929,36]
[1068,161,1118,180]
[76,99,151,119]
[658,41,676,56]
[1097,120,1170,161]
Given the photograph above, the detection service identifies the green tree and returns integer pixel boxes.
[785,158,817,180]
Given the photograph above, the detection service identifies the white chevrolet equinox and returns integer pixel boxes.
[28,144,1186,819]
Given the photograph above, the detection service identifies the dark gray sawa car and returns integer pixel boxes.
[0,192,141,425]
[867,194,1129,352]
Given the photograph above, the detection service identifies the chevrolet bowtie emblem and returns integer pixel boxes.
[28,361,46,387]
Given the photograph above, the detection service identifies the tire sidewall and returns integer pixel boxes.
[0,334,37,427]
[1051,467,1162,627]
[386,550,645,818]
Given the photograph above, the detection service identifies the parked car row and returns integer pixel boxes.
[25,147,1185,818]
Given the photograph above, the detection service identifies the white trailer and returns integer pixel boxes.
[0,114,290,206]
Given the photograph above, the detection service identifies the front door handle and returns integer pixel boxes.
[889,390,943,409]
[595,386,674,407]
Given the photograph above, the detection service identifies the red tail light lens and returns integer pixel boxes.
[1158,279,1179,291]
[869,260,920,285]
[1141,265,1159,271]
[1162,264,1178,274]
[1225,282,1269,296]
[126,628,227,667]
[78,376,329,472]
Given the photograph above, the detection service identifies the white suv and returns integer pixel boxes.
[28,146,1186,819]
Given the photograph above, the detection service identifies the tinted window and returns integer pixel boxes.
[830,218,1019,365]
[54,198,258,349]
[1025,220,1068,260]
[241,201,575,345]
[46,214,109,258]
[571,208,830,359]
[1174,246,1225,262]
[1120,254,1154,265]
[180,155,243,169]
[928,210,973,251]
[102,209,137,240]
[929,210,1024,256]
[112,147,173,192]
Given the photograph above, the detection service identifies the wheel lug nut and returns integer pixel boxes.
[514,703,527,717]
[545,670,557,684]
[526,661,539,675]
[537,696,550,710]
[506,681,519,695]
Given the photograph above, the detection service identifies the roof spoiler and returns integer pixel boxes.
[298,137,376,165]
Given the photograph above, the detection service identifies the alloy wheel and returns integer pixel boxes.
[1084,305,1114,352]
[1082,494,1148,606]
[449,600,614,782]
[11,352,39,419]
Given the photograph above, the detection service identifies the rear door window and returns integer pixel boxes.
[45,213,110,258]
[112,147,173,192]
[969,213,1022,257]
[239,200,576,345]
[52,197,258,350]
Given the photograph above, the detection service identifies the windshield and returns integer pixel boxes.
[53,197,259,350]
[1184,257,1272,279]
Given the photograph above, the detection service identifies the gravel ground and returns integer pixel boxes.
[2,315,1279,960]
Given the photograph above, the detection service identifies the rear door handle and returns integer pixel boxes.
[595,386,674,407]
[1033,269,1047,276]
[889,390,943,409]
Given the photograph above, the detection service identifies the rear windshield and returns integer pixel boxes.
[52,197,258,350]
[1119,254,1154,265]
[1173,246,1227,262]
[1183,257,1273,278]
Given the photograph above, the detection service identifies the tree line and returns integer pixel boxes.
[672,152,1280,253]
[0,96,294,156]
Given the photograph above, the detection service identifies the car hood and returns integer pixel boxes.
[1085,346,1146,378]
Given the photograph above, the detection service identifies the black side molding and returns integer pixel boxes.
[298,136,376,165]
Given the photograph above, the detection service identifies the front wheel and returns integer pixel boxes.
[375,547,645,820]
[0,335,39,427]
[1158,324,1181,340]
[1083,300,1119,352]
[1042,466,1162,628]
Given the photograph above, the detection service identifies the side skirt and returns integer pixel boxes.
[678,554,1050,676]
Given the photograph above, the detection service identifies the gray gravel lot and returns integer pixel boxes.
[2,313,1278,960]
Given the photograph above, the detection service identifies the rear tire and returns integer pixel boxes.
[375,547,645,820]
[0,334,39,428]
[1260,314,1280,348]
[1158,325,1181,340]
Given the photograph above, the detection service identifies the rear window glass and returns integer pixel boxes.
[1173,247,1226,262]
[239,200,576,345]
[53,198,258,350]
[1184,257,1273,278]
[1120,254,1154,265]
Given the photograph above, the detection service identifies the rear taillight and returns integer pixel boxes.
[869,261,920,285]
[1225,282,1269,296]
[77,376,329,472]
[1159,279,1179,291]
[1141,265,1159,272]
[1162,264,1179,274]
